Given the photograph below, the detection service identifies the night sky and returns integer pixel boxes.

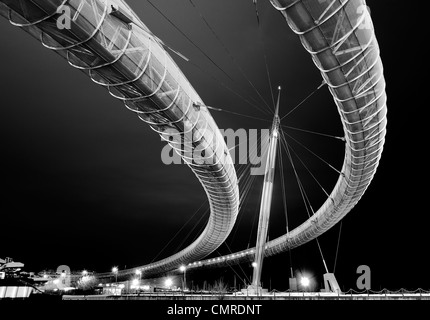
[0,1,427,291]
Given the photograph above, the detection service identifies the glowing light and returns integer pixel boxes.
[132,279,139,287]
[112,267,118,274]
[179,265,186,272]
[165,278,173,288]
[252,262,257,268]
[300,276,310,287]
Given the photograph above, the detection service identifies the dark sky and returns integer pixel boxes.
[0,1,427,291]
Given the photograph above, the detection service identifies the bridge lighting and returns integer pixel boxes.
[252,262,257,268]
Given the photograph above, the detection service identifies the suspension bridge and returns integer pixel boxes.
[0,0,387,295]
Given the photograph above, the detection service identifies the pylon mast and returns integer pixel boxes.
[251,87,281,289]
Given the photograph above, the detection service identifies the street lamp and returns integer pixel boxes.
[179,265,186,291]
[132,278,139,292]
[112,267,118,284]
[134,270,142,294]
[300,276,310,291]
[135,269,142,280]
[165,278,173,290]
[251,262,257,286]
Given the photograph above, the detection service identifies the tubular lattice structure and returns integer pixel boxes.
[0,0,239,277]
[186,0,387,271]
[1,0,387,277]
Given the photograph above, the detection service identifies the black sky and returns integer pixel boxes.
[0,1,427,291]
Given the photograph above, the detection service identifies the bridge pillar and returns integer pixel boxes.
[289,278,298,291]
[322,273,342,294]
[250,88,281,293]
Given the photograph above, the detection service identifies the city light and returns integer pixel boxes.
[179,265,187,291]
[165,278,173,289]
[112,267,118,284]
[300,276,310,287]
[252,262,257,268]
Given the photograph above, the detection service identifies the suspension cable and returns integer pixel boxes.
[222,242,252,285]
[187,0,273,114]
[146,0,234,82]
[150,200,208,263]
[254,0,276,110]
[189,60,271,116]
[252,0,260,26]
[277,136,289,234]
[229,132,264,252]
[281,124,345,141]
[277,136,294,278]
[280,132,329,274]
[172,206,210,254]
[280,80,326,121]
[283,130,343,175]
[213,251,249,288]
[204,105,271,122]
[333,221,343,274]
[282,131,332,198]
[147,0,272,116]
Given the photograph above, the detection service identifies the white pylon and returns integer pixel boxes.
[250,87,281,290]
